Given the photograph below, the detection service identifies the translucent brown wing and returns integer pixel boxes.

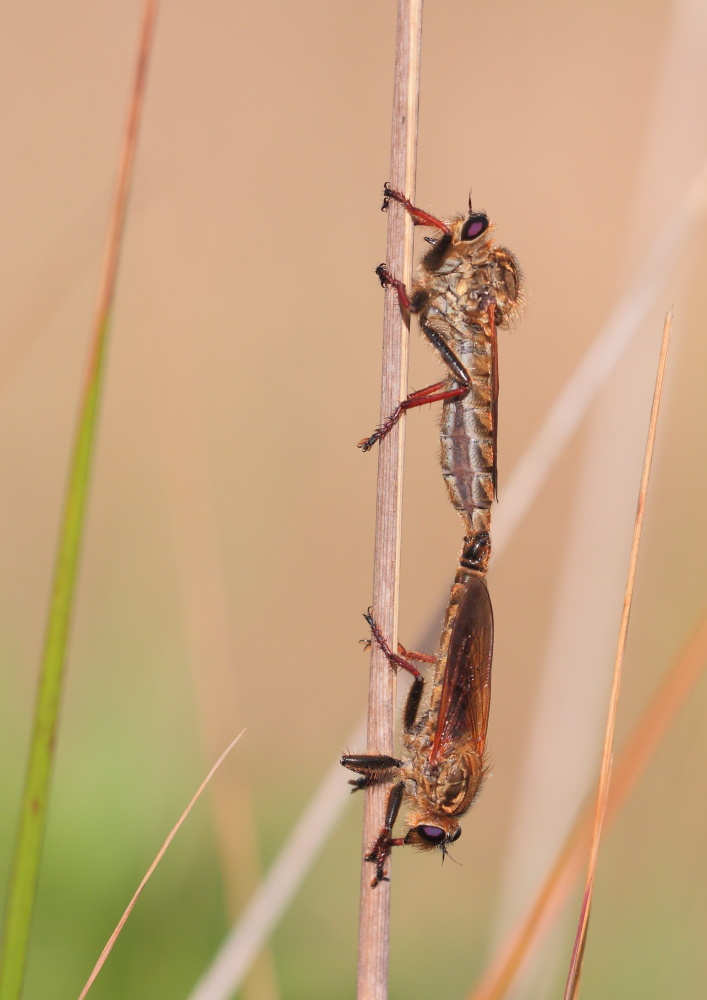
[489,314,499,499]
[430,574,494,763]
[488,247,520,500]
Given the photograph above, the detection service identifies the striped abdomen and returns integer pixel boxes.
[439,328,494,559]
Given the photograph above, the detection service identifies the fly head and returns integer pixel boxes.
[404,821,462,853]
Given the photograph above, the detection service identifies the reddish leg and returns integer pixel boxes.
[375,262,415,312]
[363,611,423,681]
[356,615,434,884]
[360,637,436,664]
[397,643,436,664]
[358,381,468,452]
[381,183,452,235]
[364,611,428,734]
[361,268,473,451]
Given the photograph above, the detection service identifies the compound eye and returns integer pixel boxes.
[449,828,462,843]
[461,214,489,241]
[416,825,447,845]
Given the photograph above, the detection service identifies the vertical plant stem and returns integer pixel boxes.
[563,311,673,1000]
[357,3,423,999]
[0,5,158,998]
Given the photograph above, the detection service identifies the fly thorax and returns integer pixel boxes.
[399,758,416,782]
[434,255,463,276]
[427,750,484,817]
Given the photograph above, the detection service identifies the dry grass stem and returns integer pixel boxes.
[357,3,423,999]
[563,311,673,999]
[186,722,365,1000]
[468,600,707,1000]
[76,732,244,1000]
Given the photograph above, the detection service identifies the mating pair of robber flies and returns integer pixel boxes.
[341,184,523,886]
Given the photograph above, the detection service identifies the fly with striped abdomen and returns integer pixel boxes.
[343,188,523,885]
[360,184,522,570]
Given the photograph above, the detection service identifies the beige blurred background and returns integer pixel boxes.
[1,2,707,998]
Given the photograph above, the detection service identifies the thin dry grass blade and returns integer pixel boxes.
[76,732,244,1000]
[0,6,158,998]
[357,3,423,999]
[468,598,707,1000]
[562,311,672,1000]
[187,723,364,1000]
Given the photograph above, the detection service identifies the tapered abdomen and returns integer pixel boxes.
[439,331,494,550]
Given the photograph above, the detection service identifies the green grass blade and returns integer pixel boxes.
[0,5,157,997]
[0,318,109,1000]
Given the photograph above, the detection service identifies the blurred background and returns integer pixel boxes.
[1,1,707,998]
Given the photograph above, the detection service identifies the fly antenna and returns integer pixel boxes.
[468,188,473,213]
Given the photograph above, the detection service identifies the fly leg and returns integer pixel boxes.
[352,614,435,885]
[365,780,406,887]
[360,182,475,451]
[381,182,452,235]
[358,270,472,451]
[358,380,468,452]
[374,262,418,312]
[341,615,430,787]
[363,611,430,734]
[340,753,403,792]
[396,643,436,664]
[359,380,469,452]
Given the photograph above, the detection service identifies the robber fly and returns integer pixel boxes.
[342,188,522,884]
[360,184,522,570]
[341,563,492,886]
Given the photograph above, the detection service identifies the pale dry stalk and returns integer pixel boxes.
[357,2,423,998]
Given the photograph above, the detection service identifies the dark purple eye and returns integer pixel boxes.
[417,825,447,845]
[461,214,489,241]
[449,828,462,843]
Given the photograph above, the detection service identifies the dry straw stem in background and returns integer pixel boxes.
[468,596,707,1000]
[563,312,672,1000]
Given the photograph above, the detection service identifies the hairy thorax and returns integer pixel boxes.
[402,734,485,821]
[417,237,521,338]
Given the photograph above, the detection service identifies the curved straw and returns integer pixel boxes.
[185,143,707,1000]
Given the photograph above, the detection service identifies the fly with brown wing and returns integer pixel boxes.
[342,187,523,885]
